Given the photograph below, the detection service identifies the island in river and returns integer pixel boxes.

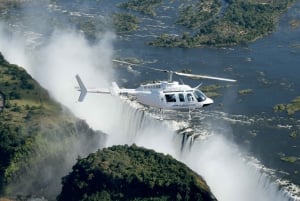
[1,0,297,47]
[117,0,297,47]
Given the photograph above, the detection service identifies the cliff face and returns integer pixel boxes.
[0,52,107,199]
[57,145,217,201]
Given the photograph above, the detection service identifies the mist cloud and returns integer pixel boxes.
[0,22,29,68]
[182,134,290,201]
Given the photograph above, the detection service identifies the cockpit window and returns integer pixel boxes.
[165,94,176,102]
[193,90,207,102]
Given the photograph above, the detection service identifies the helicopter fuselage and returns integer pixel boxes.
[129,81,214,110]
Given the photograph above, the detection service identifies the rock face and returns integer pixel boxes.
[57,145,217,201]
[0,52,106,199]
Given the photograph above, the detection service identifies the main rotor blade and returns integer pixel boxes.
[113,59,236,82]
[175,72,237,82]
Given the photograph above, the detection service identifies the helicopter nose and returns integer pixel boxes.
[203,97,214,107]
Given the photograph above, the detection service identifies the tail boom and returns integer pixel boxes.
[75,74,110,102]
[75,74,147,101]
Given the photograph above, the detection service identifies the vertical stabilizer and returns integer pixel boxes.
[76,74,87,102]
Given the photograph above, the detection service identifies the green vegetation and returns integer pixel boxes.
[2,0,296,47]
[73,18,99,39]
[273,104,286,112]
[238,89,253,95]
[289,131,298,138]
[113,0,160,33]
[57,145,216,201]
[177,0,221,29]
[113,13,140,34]
[0,0,23,11]
[289,19,300,29]
[201,84,225,98]
[286,96,300,115]
[273,96,300,115]
[118,0,163,17]
[149,0,296,47]
[0,52,104,197]
[280,156,298,163]
[179,68,192,74]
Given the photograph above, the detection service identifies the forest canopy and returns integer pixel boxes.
[57,145,217,201]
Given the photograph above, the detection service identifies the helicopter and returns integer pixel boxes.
[75,60,237,120]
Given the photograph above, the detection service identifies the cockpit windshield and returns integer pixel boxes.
[193,89,207,102]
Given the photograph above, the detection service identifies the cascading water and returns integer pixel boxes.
[0,24,297,201]
[103,98,294,201]
[181,134,293,201]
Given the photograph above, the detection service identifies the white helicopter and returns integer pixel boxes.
[75,60,236,120]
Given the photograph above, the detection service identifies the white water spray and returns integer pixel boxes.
[0,23,295,201]
[183,134,292,201]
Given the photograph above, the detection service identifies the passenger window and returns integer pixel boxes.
[187,93,194,102]
[179,94,185,102]
[165,94,176,102]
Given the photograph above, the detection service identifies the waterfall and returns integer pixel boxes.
[102,100,294,201]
